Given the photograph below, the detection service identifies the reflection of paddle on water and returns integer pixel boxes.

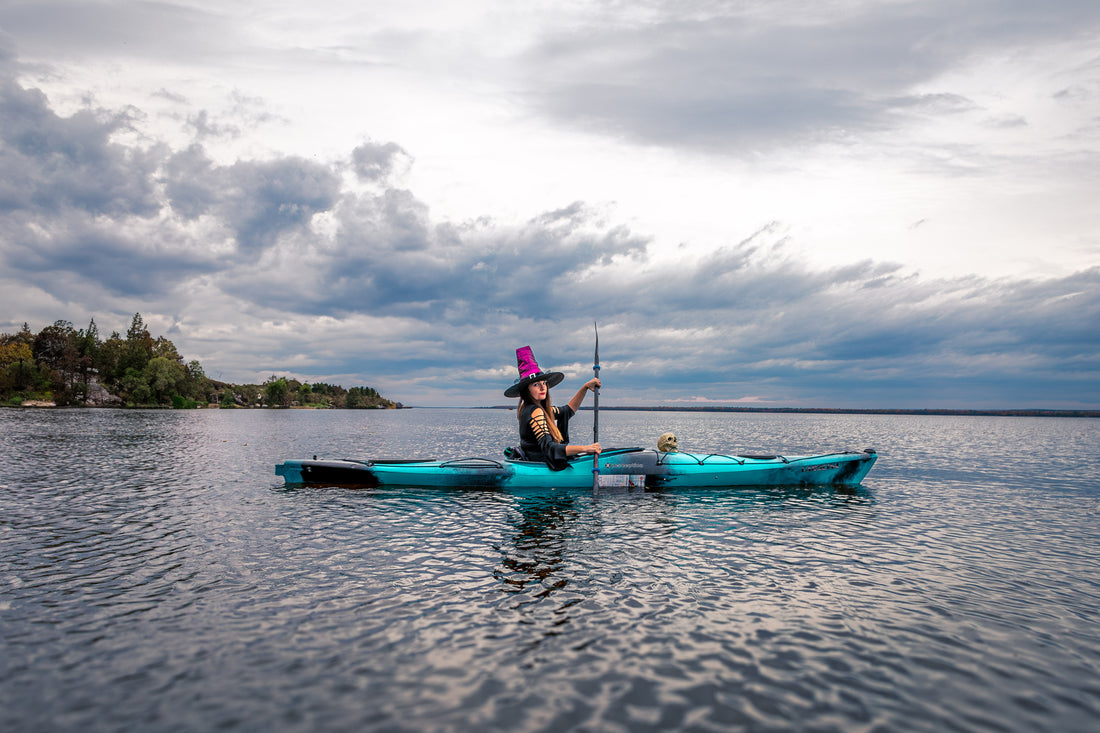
[495,495,580,599]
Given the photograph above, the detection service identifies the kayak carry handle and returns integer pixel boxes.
[438,457,504,469]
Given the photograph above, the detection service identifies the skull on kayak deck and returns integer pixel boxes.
[658,432,678,452]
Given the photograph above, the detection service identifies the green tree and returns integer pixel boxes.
[344,385,393,409]
[0,340,34,394]
[33,321,76,371]
[263,376,290,407]
[80,318,100,348]
[152,336,181,362]
[0,316,218,407]
[145,356,185,404]
[17,323,34,346]
[0,341,33,370]
[73,319,102,403]
[121,367,153,404]
[94,331,123,386]
[2,325,50,400]
[120,313,154,375]
[232,383,262,406]
[32,321,80,404]
[184,360,208,402]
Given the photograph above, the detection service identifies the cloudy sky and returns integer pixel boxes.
[1,0,1098,408]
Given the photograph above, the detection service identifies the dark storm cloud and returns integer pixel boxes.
[521,1,1100,151]
[6,215,217,297]
[165,148,341,252]
[647,265,1100,407]
[225,197,650,320]
[0,66,217,295]
[0,79,161,217]
[0,65,340,295]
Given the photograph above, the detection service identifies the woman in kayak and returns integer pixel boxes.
[505,345,601,470]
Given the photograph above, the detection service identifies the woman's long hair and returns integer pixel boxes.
[518,384,563,442]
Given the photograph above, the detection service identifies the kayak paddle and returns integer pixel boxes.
[592,322,600,495]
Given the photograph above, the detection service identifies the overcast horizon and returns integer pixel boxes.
[1,1,1098,409]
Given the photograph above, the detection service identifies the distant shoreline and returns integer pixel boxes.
[7,403,1097,418]
[480,405,1100,418]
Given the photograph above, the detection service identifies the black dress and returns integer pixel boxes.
[518,403,576,470]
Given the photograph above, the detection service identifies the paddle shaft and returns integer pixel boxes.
[592,324,600,493]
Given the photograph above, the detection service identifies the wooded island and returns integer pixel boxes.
[0,314,398,409]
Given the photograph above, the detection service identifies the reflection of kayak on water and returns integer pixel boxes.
[275,446,877,489]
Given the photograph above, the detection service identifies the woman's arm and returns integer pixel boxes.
[565,442,601,456]
[531,407,601,458]
[566,377,601,412]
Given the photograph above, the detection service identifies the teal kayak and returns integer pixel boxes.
[275,447,877,489]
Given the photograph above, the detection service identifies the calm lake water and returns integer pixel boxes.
[2,407,1098,732]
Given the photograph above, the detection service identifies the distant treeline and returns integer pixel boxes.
[0,314,398,409]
